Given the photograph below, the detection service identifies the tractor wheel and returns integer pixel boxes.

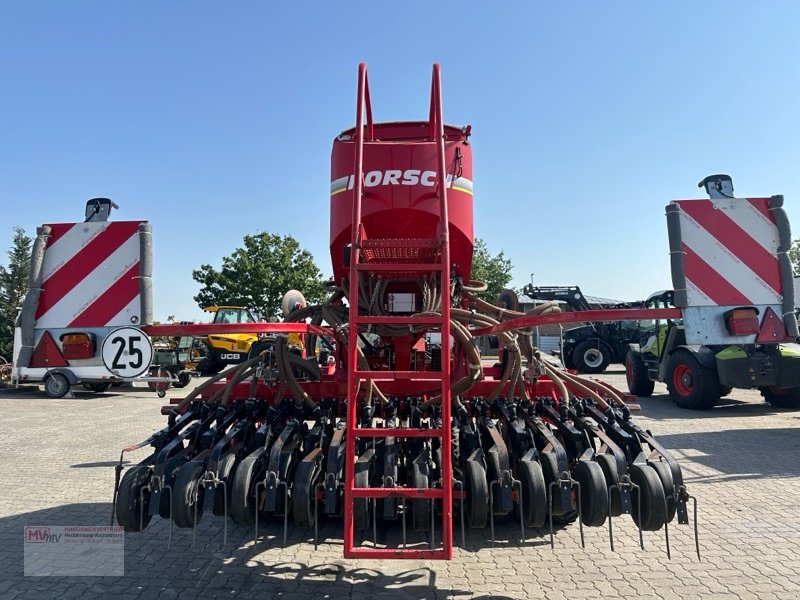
[410,462,430,532]
[172,461,206,528]
[649,460,676,524]
[514,460,547,528]
[212,453,238,517]
[83,382,111,393]
[561,348,576,370]
[196,355,223,376]
[44,373,70,398]
[574,460,608,527]
[760,386,800,409]
[116,466,153,532]
[158,454,189,518]
[174,372,192,389]
[629,463,667,531]
[230,451,266,526]
[665,350,720,410]
[573,341,610,374]
[292,460,319,529]
[353,462,372,531]
[625,351,655,397]
[595,453,622,517]
[464,460,489,529]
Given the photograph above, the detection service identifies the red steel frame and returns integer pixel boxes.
[342,63,453,559]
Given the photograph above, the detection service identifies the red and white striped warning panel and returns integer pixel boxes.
[35,221,145,330]
[666,195,797,344]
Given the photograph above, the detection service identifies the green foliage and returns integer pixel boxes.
[470,238,513,303]
[790,239,800,276]
[0,227,32,359]
[192,232,326,319]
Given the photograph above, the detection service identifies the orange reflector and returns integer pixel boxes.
[60,332,96,360]
[724,307,759,336]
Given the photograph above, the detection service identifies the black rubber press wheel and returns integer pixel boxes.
[172,461,206,528]
[630,463,667,531]
[464,460,489,529]
[410,462,431,532]
[515,460,547,528]
[574,460,609,527]
[116,466,153,532]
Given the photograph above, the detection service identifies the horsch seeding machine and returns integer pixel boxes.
[112,64,705,560]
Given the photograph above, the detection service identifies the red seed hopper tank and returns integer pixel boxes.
[329,120,474,284]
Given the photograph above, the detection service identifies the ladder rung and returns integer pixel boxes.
[354,315,444,325]
[344,547,449,560]
[352,427,444,438]
[353,370,443,381]
[350,486,446,499]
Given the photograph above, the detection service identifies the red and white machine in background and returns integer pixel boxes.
[11,198,155,397]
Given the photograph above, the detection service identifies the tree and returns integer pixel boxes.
[192,232,326,319]
[790,239,800,276]
[0,227,32,359]
[470,238,513,303]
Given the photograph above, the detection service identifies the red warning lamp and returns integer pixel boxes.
[723,307,760,336]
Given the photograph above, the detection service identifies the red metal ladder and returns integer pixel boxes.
[342,63,454,559]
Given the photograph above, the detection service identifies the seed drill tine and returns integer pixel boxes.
[430,497,435,549]
[138,484,147,548]
[575,479,584,549]
[372,498,378,548]
[281,481,289,547]
[314,481,324,550]
[458,483,466,550]
[635,481,644,550]
[401,497,407,549]
[607,484,616,552]
[690,492,701,560]
[110,452,125,527]
[192,484,198,549]
[548,479,556,549]
[489,480,496,545]
[514,479,524,543]
[663,494,671,560]
[222,480,227,546]
[165,484,173,549]
[255,480,264,545]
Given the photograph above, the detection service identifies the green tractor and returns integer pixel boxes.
[625,290,800,410]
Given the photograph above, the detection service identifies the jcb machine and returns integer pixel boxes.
[625,176,800,409]
[113,64,701,561]
[195,306,259,375]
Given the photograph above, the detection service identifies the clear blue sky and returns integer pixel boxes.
[2,2,799,321]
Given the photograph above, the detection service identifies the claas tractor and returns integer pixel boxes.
[112,64,697,560]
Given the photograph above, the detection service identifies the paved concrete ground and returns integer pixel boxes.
[1,369,800,599]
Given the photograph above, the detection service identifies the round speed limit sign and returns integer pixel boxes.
[101,327,153,378]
